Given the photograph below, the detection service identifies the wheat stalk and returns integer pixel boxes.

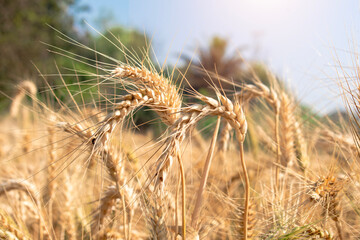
[293,119,309,174]
[60,172,76,240]
[191,116,221,229]
[43,126,57,228]
[236,81,281,190]
[155,93,248,238]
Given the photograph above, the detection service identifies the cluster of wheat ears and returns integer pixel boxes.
[0,37,360,240]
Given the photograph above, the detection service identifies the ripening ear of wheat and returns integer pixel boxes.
[307,174,348,240]
[111,66,182,126]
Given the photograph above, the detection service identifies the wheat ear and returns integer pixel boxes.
[237,202,257,239]
[112,65,181,125]
[56,121,120,237]
[93,87,181,149]
[218,120,232,159]
[308,175,347,240]
[146,188,171,240]
[100,146,136,240]
[305,226,333,239]
[156,95,247,186]
[256,125,277,154]
[10,81,37,153]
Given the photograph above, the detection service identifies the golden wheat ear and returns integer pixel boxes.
[111,65,182,125]
[308,174,348,240]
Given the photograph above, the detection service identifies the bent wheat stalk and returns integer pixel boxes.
[155,94,248,239]
[236,81,281,192]
[61,173,76,240]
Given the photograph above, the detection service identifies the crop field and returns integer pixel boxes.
[0,34,359,240]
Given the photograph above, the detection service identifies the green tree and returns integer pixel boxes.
[0,0,87,109]
[92,26,150,65]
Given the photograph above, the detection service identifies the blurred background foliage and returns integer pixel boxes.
[1,0,332,134]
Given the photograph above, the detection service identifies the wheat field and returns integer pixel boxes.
[0,35,359,240]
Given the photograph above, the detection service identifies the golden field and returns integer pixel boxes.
[0,43,359,240]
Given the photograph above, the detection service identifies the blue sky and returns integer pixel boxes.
[75,0,360,113]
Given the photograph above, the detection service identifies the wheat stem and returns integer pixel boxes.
[176,151,186,240]
[238,140,249,240]
[191,116,221,229]
[275,106,281,195]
